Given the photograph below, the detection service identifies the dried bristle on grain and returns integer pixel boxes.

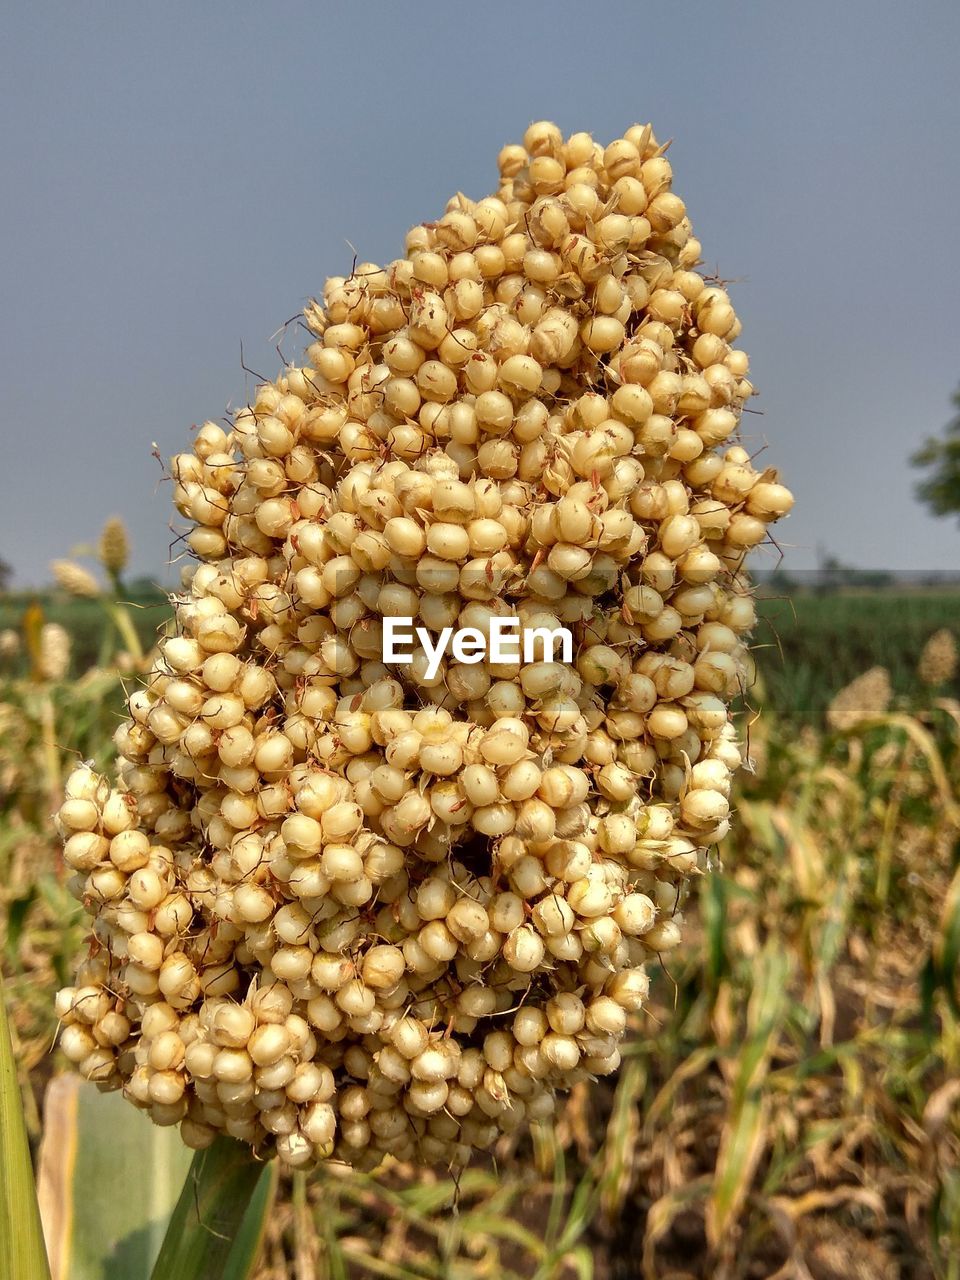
[53,120,794,1172]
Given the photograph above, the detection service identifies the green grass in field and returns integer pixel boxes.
[754,588,960,721]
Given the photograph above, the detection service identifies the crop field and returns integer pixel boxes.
[3,41,960,1276]
[2,586,959,1278]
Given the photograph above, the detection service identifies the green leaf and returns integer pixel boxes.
[706,1090,768,1249]
[150,1137,274,1280]
[706,943,793,1249]
[599,1059,644,1218]
[222,1156,277,1280]
[0,974,52,1280]
[37,1076,193,1280]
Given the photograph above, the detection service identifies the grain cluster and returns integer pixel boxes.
[55,121,793,1170]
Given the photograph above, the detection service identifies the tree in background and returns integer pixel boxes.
[0,557,11,594]
[912,385,960,521]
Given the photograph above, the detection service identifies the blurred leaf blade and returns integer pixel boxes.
[0,974,52,1280]
[934,861,960,1017]
[706,942,793,1250]
[37,1075,194,1280]
[599,1059,644,1219]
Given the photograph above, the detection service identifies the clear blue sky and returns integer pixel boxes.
[2,1,959,587]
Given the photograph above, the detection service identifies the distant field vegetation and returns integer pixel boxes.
[0,588,171,675]
[753,587,960,720]
[2,585,958,723]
